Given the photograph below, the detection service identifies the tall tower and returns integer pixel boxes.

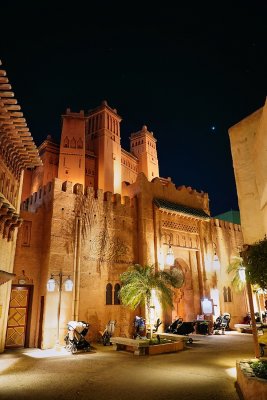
[88,101,122,194]
[58,109,86,187]
[130,125,159,180]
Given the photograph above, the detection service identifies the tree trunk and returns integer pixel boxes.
[146,297,153,340]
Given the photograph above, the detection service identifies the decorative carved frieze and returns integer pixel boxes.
[162,219,198,233]
[162,230,200,250]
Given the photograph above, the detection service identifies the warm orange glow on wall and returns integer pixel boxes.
[113,158,122,194]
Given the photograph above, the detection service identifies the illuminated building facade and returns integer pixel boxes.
[0,60,41,353]
[229,98,267,321]
[5,101,247,350]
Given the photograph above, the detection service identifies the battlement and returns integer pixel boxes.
[123,173,210,215]
[21,178,135,213]
[63,108,85,118]
[211,217,242,231]
[21,174,210,217]
[21,181,54,212]
[150,176,208,199]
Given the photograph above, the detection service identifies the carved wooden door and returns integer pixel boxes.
[5,286,30,348]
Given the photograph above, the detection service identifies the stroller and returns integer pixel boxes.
[165,318,195,343]
[64,320,91,354]
[133,316,147,339]
[213,313,231,333]
[100,320,116,346]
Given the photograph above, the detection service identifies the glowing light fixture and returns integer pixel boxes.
[238,265,246,283]
[64,276,73,292]
[166,244,174,266]
[47,276,56,292]
[213,252,219,262]
[213,242,220,271]
[46,271,73,347]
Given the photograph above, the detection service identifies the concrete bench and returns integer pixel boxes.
[110,337,149,356]
[234,323,264,334]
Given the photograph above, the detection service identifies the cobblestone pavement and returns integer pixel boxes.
[0,331,258,400]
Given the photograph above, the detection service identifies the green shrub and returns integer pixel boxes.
[148,338,172,345]
[250,361,267,379]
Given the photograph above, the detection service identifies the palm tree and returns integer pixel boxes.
[227,255,246,291]
[119,264,184,338]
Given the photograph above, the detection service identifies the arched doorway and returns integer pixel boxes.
[170,258,195,323]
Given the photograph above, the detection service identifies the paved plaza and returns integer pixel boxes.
[0,331,259,400]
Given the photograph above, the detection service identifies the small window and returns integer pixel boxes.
[77,138,83,149]
[227,287,232,302]
[106,283,112,305]
[21,221,32,246]
[223,286,232,302]
[114,283,121,305]
[64,137,69,148]
[70,137,76,149]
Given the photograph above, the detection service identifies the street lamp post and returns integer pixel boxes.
[47,271,73,347]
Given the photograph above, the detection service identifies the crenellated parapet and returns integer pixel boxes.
[21,181,54,212]
[21,177,136,216]
[58,179,135,215]
[122,172,210,215]
[211,217,242,232]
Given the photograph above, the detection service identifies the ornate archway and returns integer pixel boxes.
[171,258,195,323]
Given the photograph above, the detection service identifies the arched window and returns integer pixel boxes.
[227,287,232,302]
[223,287,232,302]
[64,137,69,148]
[223,287,228,302]
[70,137,76,148]
[77,138,83,149]
[114,283,121,305]
[106,283,112,305]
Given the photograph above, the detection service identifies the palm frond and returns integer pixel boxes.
[227,255,246,291]
[119,263,180,311]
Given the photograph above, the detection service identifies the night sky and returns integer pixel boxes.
[1,1,266,216]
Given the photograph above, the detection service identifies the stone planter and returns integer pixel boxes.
[236,360,267,400]
[146,340,184,355]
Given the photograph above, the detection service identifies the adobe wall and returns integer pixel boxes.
[0,166,23,353]
[0,231,18,352]
[122,172,210,266]
[10,173,247,349]
[121,149,138,185]
[38,178,139,347]
[211,218,246,326]
[13,207,48,347]
[229,105,266,243]
[122,173,211,324]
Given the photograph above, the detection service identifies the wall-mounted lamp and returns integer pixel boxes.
[238,265,246,283]
[213,242,220,271]
[47,273,73,292]
[166,243,174,266]
[47,271,73,346]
